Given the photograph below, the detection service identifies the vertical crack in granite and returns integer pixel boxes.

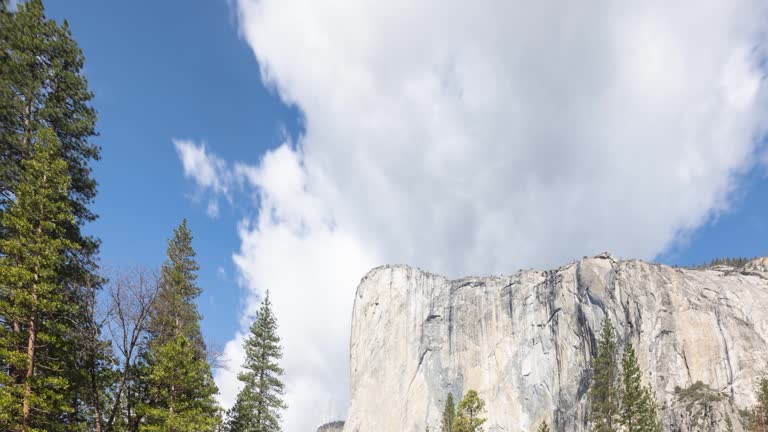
[714,293,735,400]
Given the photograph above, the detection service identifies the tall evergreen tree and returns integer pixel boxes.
[1,2,103,427]
[638,387,662,432]
[620,343,644,432]
[139,336,219,432]
[138,221,220,431]
[147,219,206,357]
[620,342,662,432]
[225,291,286,432]
[0,130,79,432]
[0,0,99,222]
[589,319,619,432]
[441,393,455,432]
[453,390,486,432]
[751,378,768,432]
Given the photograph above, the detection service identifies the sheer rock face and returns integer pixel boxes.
[343,255,768,432]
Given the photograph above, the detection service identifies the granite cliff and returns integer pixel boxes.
[343,254,768,431]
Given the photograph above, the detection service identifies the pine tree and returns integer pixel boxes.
[225,291,286,432]
[638,387,662,432]
[453,390,486,432]
[1,2,103,428]
[0,130,79,431]
[139,336,220,432]
[536,420,551,432]
[751,378,768,432]
[441,393,455,432]
[589,319,619,432]
[0,0,99,221]
[620,342,663,432]
[147,219,207,357]
[620,343,644,432]
[138,221,220,431]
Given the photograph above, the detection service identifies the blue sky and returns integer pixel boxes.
[43,1,768,429]
[44,0,301,345]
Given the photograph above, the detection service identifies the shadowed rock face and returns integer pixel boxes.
[343,254,768,432]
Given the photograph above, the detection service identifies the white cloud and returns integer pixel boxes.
[174,139,233,217]
[180,1,768,430]
[206,200,220,218]
[214,145,377,429]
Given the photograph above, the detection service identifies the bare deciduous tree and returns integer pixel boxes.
[102,267,159,432]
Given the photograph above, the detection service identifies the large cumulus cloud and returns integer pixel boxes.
[180,1,768,430]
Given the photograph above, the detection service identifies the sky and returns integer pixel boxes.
[45,1,768,430]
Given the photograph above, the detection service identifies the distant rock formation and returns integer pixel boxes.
[317,420,344,432]
[343,254,768,431]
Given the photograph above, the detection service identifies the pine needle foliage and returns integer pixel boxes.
[147,220,207,358]
[441,392,455,432]
[0,131,79,431]
[1,2,104,428]
[620,343,662,432]
[225,291,287,432]
[453,390,486,432]
[138,221,220,431]
[139,336,220,432]
[536,420,551,432]
[589,319,620,432]
[750,378,768,432]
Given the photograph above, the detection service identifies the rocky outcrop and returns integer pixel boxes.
[343,255,768,432]
[317,421,345,432]
[667,381,742,432]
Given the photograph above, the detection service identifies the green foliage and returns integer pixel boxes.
[674,381,725,407]
[589,319,619,432]
[138,336,220,432]
[685,256,757,270]
[0,130,79,431]
[139,221,221,431]
[620,343,649,432]
[225,291,287,432]
[749,378,768,432]
[0,0,99,223]
[147,219,207,357]
[588,322,664,432]
[0,2,104,428]
[453,390,486,432]
[638,386,663,432]
[441,392,455,432]
[536,420,551,432]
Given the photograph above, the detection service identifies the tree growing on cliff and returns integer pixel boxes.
[453,390,486,432]
[536,420,551,432]
[589,319,619,432]
[224,291,286,432]
[441,392,456,432]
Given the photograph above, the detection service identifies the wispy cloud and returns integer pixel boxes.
[173,139,234,218]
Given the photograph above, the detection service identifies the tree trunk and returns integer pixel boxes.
[20,313,37,432]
